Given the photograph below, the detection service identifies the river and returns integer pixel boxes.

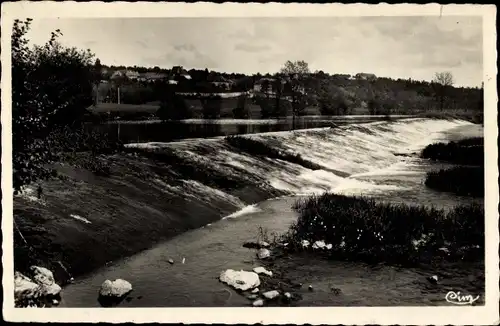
[59,118,484,307]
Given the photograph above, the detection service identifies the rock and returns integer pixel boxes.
[312,240,327,250]
[262,290,280,300]
[219,269,260,291]
[29,266,62,296]
[247,294,259,300]
[251,288,259,293]
[427,275,438,284]
[308,285,314,291]
[14,272,39,300]
[168,259,174,264]
[99,279,133,298]
[283,292,292,302]
[257,248,271,259]
[15,268,62,307]
[182,258,186,264]
[253,267,273,277]
[252,299,264,307]
[52,299,59,305]
[301,240,310,248]
[30,266,55,287]
[325,243,333,250]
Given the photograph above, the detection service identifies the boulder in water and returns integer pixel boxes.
[253,266,273,277]
[252,299,264,307]
[257,248,271,259]
[247,294,259,300]
[262,290,280,300]
[98,279,133,307]
[219,269,260,291]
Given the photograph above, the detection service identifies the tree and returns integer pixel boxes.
[202,97,222,119]
[232,95,250,119]
[280,60,310,127]
[157,87,192,120]
[280,60,310,76]
[432,71,454,111]
[12,18,98,191]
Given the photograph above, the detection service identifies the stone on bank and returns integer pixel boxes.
[98,279,133,307]
[219,269,260,291]
[14,266,62,308]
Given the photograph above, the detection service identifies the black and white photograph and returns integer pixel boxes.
[1,2,498,324]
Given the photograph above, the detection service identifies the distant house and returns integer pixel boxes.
[139,72,169,82]
[170,66,192,80]
[125,70,140,80]
[355,73,377,81]
[109,69,140,81]
[253,77,285,94]
[208,75,234,90]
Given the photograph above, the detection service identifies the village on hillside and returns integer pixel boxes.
[89,61,483,122]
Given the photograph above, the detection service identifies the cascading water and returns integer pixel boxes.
[126,118,478,210]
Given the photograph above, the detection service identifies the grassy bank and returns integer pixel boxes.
[226,135,322,171]
[280,194,483,265]
[425,166,484,197]
[14,149,284,285]
[421,137,483,166]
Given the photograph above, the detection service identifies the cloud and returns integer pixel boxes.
[136,40,149,49]
[145,43,217,69]
[234,43,271,53]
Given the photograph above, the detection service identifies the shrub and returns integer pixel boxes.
[232,95,250,119]
[425,166,484,197]
[283,193,484,264]
[421,138,484,166]
[157,90,193,121]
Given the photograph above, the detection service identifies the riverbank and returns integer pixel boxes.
[14,150,284,285]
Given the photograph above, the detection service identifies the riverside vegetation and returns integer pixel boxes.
[422,137,484,197]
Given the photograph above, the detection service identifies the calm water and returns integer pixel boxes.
[89,115,413,143]
[60,120,484,307]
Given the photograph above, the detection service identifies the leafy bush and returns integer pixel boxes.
[12,19,121,191]
[421,138,484,165]
[283,194,483,264]
[226,135,322,170]
[425,166,484,197]
[157,89,193,121]
[232,95,250,119]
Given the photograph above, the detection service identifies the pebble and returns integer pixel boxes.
[252,299,264,307]
[251,288,259,293]
[168,259,174,265]
[308,285,314,291]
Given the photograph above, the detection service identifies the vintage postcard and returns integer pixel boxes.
[1,1,498,324]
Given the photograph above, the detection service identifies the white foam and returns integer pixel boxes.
[222,204,263,220]
[69,214,92,224]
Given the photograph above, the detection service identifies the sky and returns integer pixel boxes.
[26,16,483,87]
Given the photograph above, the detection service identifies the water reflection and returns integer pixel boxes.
[89,116,404,144]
